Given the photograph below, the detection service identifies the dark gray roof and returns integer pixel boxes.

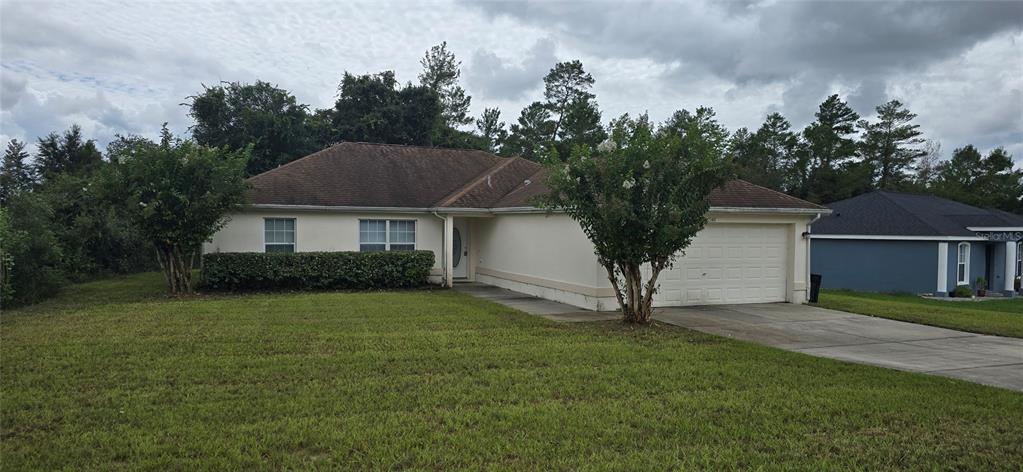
[812,191,1023,237]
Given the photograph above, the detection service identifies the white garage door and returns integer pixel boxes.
[652,223,788,306]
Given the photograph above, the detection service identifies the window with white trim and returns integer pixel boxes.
[264,218,295,253]
[956,242,970,285]
[359,219,416,252]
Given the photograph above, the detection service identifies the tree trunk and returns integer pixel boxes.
[155,244,193,295]
[602,261,658,324]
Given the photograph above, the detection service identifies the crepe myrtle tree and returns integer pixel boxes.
[113,126,249,294]
[538,115,727,323]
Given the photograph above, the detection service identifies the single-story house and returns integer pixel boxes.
[204,142,828,310]
[810,191,1022,297]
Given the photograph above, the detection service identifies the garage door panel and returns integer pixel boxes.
[654,223,789,306]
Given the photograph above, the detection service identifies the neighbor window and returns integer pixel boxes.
[359,219,416,252]
[264,218,295,253]
[956,242,970,284]
[1017,241,1021,279]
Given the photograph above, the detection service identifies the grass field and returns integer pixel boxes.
[817,289,1023,338]
[3,273,1022,470]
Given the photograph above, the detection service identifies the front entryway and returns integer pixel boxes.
[453,218,469,279]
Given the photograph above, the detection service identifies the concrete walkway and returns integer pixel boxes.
[454,283,620,322]
[455,283,1023,392]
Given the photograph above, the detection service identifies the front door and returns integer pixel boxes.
[453,219,469,279]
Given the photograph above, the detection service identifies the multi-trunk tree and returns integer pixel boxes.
[112,127,249,294]
[539,115,727,323]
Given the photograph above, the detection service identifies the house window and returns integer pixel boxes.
[265,218,295,253]
[1017,241,1021,279]
[956,242,970,285]
[359,219,415,252]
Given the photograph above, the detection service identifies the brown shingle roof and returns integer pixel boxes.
[707,179,824,209]
[247,142,503,207]
[247,142,822,211]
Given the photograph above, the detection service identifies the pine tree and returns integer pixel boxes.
[0,139,34,203]
[802,95,861,201]
[34,125,103,182]
[419,42,472,128]
[858,99,925,191]
[476,108,507,153]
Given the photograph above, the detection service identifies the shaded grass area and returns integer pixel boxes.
[3,274,1022,469]
[818,289,1023,338]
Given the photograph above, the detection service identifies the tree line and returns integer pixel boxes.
[181,42,1022,210]
[0,126,247,305]
[2,41,1021,305]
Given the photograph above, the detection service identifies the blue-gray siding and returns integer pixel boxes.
[812,240,939,293]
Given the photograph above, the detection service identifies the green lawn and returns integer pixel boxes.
[817,289,1023,338]
[3,274,1022,470]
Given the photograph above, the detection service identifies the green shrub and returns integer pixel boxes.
[1,194,66,307]
[200,251,435,291]
[952,285,973,298]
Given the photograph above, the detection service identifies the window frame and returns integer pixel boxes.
[1016,241,1021,279]
[358,218,417,252]
[956,242,970,285]
[263,217,296,253]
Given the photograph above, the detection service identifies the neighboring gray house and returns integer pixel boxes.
[810,191,1022,296]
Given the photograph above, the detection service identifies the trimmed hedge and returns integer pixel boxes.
[200,251,435,291]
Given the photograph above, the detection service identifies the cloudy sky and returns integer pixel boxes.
[2,0,1021,165]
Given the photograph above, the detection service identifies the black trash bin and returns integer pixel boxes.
[809,273,822,303]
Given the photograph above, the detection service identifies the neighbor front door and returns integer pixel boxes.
[452,219,469,279]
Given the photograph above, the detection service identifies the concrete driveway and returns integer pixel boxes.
[455,283,1023,392]
[654,304,1023,392]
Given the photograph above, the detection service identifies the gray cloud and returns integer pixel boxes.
[0,0,1019,168]
[468,0,1023,163]
[469,1,1022,82]
[466,38,557,101]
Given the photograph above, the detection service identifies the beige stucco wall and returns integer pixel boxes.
[203,210,447,278]
[472,213,616,310]
[472,211,815,309]
[205,208,815,309]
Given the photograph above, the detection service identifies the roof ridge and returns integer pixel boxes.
[876,191,946,235]
[339,140,499,154]
[248,141,506,181]
[492,167,547,208]
[434,157,519,207]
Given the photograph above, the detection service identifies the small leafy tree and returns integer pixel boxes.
[113,126,249,294]
[539,115,727,323]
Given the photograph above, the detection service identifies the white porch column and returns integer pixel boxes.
[1005,241,1018,295]
[444,215,454,288]
[936,242,948,296]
